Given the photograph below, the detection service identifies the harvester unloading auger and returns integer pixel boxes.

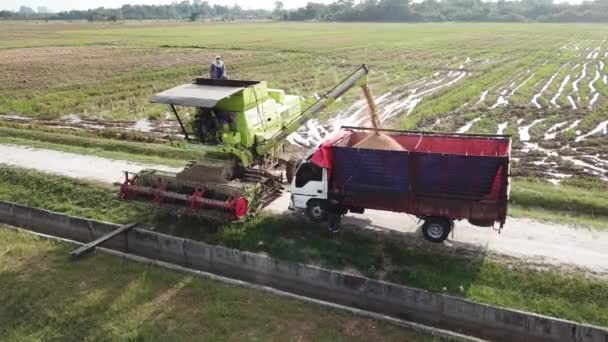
[117,65,369,220]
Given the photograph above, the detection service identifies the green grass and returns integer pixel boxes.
[0,165,607,327]
[0,226,435,342]
[511,178,608,218]
[0,126,198,167]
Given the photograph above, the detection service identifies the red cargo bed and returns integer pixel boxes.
[311,127,512,228]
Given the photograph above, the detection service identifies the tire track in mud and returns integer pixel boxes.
[0,114,181,140]
[575,120,608,142]
[457,116,484,133]
[531,63,570,109]
[496,121,508,135]
[544,121,569,140]
[517,116,608,181]
[550,75,570,108]
[570,62,590,105]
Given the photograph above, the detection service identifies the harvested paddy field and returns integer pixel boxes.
[1,21,608,182]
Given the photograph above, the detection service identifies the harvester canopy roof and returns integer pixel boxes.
[149,83,245,108]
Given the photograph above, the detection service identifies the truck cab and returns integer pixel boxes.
[289,161,329,222]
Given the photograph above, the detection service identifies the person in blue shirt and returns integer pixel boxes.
[209,55,228,79]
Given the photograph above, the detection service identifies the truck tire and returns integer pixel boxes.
[422,217,452,243]
[306,200,327,222]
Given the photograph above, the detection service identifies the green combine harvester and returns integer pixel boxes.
[117,65,369,220]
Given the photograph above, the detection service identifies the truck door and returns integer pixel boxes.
[291,162,327,209]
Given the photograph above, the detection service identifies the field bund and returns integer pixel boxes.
[0,200,606,342]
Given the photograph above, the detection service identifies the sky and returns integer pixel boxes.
[0,0,585,12]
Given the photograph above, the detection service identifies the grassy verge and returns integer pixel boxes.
[510,177,608,227]
[0,227,434,342]
[0,126,197,167]
[509,205,608,229]
[0,166,607,327]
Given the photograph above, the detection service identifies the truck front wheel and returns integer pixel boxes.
[306,200,327,222]
[421,217,452,243]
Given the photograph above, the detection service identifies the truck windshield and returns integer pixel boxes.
[295,162,322,188]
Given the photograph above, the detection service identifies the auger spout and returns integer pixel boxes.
[255,64,369,155]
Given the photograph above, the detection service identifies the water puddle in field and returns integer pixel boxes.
[0,144,182,183]
[521,142,558,156]
[0,114,31,121]
[563,156,608,177]
[510,71,535,96]
[571,62,589,93]
[588,155,608,166]
[490,96,509,109]
[589,69,600,93]
[575,120,608,142]
[587,47,600,59]
[544,121,569,140]
[589,93,600,110]
[567,119,581,131]
[475,90,489,106]
[132,118,153,132]
[457,116,483,133]
[62,114,82,123]
[550,75,570,108]
[496,121,508,135]
[518,119,545,141]
[0,114,180,139]
[531,64,568,109]
[567,96,578,109]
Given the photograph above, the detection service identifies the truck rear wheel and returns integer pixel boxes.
[306,200,327,222]
[422,217,452,243]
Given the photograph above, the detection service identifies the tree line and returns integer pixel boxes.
[1,1,268,21]
[2,0,608,23]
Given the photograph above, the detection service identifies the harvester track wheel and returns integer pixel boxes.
[306,200,327,222]
[421,217,452,243]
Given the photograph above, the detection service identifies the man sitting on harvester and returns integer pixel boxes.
[209,56,228,79]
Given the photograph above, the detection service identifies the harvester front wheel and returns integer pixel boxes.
[306,200,327,222]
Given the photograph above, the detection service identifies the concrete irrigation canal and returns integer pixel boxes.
[1,201,607,342]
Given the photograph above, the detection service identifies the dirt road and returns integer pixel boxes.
[1,143,607,274]
[267,192,608,275]
[0,144,182,183]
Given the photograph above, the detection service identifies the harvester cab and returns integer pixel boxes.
[117,65,369,221]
